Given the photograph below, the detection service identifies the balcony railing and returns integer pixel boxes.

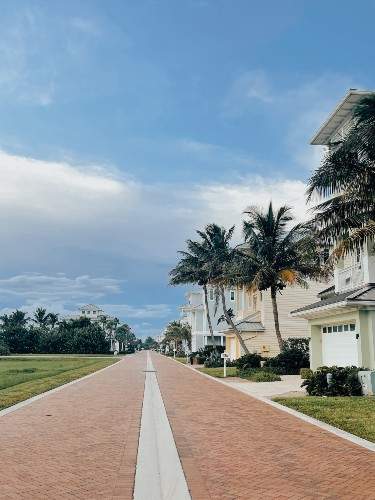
[337,263,364,292]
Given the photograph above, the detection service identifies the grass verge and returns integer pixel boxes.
[197,366,238,378]
[0,357,119,411]
[274,396,375,443]
[174,357,187,364]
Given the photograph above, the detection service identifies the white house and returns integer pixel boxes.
[291,89,375,370]
[181,287,237,352]
[68,304,119,351]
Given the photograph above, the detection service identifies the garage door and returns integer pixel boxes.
[322,324,359,367]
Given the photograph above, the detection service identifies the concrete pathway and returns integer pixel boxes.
[224,374,306,399]
[134,352,190,500]
[152,353,375,500]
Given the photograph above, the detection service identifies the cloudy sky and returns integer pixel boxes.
[0,0,374,337]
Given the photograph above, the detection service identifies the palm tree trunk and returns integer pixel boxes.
[203,284,216,347]
[219,286,250,355]
[271,286,283,351]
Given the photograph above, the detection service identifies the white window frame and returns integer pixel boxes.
[321,322,356,334]
[230,290,235,301]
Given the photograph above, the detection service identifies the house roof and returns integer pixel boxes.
[219,314,265,334]
[291,284,375,315]
[317,285,335,299]
[80,304,102,311]
[310,90,374,145]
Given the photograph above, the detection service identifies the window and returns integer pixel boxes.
[209,289,214,301]
[322,323,356,334]
[230,290,235,301]
[253,294,257,310]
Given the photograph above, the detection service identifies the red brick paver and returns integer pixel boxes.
[152,353,375,500]
[0,354,146,499]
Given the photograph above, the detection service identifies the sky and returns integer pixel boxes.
[0,0,374,338]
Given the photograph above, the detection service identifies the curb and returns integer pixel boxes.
[0,357,123,418]
[164,354,375,453]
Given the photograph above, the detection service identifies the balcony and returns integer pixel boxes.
[337,263,364,292]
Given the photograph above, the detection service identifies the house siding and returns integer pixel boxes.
[228,282,326,358]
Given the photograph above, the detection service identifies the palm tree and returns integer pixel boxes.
[195,223,251,355]
[307,94,375,258]
[48,313,59,329]
[240,203,321,350]
[170,239,216,346]
[163,320,192,351]
[32,308,50,329]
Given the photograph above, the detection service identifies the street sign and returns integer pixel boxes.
[221,353,229,359]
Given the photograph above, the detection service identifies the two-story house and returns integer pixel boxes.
[291,89,375,370]
[181,287,237,352]
[222,282,323,360]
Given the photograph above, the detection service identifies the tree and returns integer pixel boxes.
[143,336,158,350]
[192,223,251,355]
[170,239,216,345]
[0,310,35,353]
[48,313,59,329]
[32,308,50,329]
[307,94,375,258]
[239,203,321,350]
[116,324,136,351]
[163,320,191,351]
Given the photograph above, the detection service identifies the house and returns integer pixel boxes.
[222,283,324,360]
[68,304,119,351]
[181,287,237,352]
[291,89,375,370]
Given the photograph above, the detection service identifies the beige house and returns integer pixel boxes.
[222,282,324,360]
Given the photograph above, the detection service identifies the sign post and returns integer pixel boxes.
[173,348,176,359]
[221,352,229,377]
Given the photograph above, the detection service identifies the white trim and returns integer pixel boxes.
[168,356,375,452]
[0,358,121,418]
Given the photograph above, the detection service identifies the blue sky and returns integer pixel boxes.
[0,0,374,337]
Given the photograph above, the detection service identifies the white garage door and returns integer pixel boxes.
[322,323,359,367]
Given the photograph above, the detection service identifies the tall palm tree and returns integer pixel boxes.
[307,94,375,258]
[48,313,59,329]
[170,239,216,346]
[163,320,192,351]
[240,203,321,350]
[195,223,251,355]
[32,308,50,329]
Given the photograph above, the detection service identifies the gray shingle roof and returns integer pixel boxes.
[291,284,375,314]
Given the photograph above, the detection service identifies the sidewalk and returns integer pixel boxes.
[152,353,375,500]
[0,354,146,500]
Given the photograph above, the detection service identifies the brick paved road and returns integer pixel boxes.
[0,354,145,500]
[152,353,375,500]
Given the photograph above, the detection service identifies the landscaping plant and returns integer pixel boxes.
[302,366,363,396]
[263,338,310,374]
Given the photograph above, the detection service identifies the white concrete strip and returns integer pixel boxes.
[171,357,375,453]
[134,353,191,500]
[0,358,122,418]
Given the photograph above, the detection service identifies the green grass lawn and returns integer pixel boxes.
[0,356,119,411]
[274,396,375,443]
[197,366,238,378]
[174,357,187,364]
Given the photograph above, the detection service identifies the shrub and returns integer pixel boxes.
[0,339,10,356]
[263,337,309,374]
[300,368,313,380]
[235,353,263,370]
[302,366,363,396]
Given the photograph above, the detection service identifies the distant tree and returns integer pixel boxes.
[48,313,59,329]
[163,320,191,351]
[32,308,50,329]
[143,336,158,350]
[116,324,136,350]
[0,310,35,353]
